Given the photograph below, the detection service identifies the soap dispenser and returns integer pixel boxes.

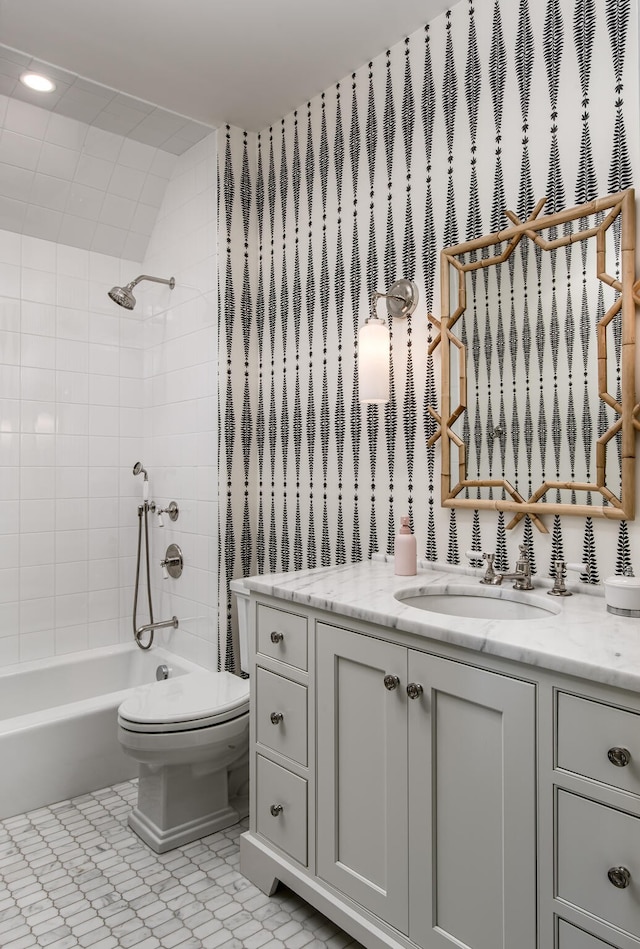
[395,516,417,576]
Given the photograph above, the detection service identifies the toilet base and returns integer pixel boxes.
[129,756,249,853]
[128,801,244,853]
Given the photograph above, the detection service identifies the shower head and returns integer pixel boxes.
[108,274,175,310]
[109,282,136,310]
[132,462,148,480]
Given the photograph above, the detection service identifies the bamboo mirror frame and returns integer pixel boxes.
[428,188,639,532]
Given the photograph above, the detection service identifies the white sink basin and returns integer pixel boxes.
[395,587,559,621]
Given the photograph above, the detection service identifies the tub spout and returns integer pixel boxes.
[135,616,178,650]
[136,616,179,637]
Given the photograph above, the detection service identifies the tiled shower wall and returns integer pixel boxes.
[135,132,219,670]
[0,131,218,670]
[220,0,640,666]
[0,233,142,664]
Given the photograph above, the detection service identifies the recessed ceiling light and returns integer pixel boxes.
[20,72,56,93]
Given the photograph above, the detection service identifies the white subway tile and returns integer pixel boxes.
[19,629,55,661]
[0,397,19,431]
[56,337,88,372]
[22,367,56,402]
[21,267,56,304]
[21,563,54,599]
[56,498,88,531]
[21,301,55,336]
[56,370,89,404]
[55,465,87,498]
[20,498,54,533]
[21,333,55,368]
[55,529,88,563]
[56,274,89,310]
[56,401,89,435]
[55,624,88,653]
[20,531,55,567]
[0,263,21,298]
[55,434,88,467]
[20,465,55,499]
[55,561,88,596]
[20,433,55,466]
[0,365,19,398]
[19,597,53,634]
[56,306,88,341]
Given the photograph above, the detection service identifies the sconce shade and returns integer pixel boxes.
[358,317,390,403]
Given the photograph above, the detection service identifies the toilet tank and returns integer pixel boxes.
[231,579,250,674]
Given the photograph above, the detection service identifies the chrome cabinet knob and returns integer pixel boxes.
[608,747,632,768]
[607,866,631,889]
[270,711,284,725]
[270,631,284,644]
[384,674,400,691]
[406,682,424,700]
[270,803,283,817]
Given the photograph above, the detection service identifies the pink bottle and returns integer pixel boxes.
[394,516,417,576]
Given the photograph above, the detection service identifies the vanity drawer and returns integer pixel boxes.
[557,790,640,939]
[557,919,617,948]
[257,605,308,670]
[256,755,307,866]
[557,692,640,796]
[255,667,308,766]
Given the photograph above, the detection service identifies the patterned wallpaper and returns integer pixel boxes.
[218,0,638,670]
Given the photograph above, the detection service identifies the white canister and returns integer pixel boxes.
[604,575,640,617]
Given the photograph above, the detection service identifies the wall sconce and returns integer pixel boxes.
[358,279,419,403]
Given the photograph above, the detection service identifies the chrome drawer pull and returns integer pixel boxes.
[607,866,631,889]
[270,631,284,644]
[608,747,632,768]
[270,711,284,725]
[407,682,424,700]
[384,674,400,691]
[270,803,283,817]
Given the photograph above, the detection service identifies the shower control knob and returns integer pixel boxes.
[270,711,284,725]
[160,544,183,580]
[270,804,284,817]
[270,631,284,644]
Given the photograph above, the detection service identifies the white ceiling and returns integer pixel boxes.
[0,0,451,132]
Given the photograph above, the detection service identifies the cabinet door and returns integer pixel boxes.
[408,651,536,949]
[316,623,408,933]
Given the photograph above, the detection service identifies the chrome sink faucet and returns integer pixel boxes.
[467,546,534,591]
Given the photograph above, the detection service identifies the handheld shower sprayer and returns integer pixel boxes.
[108,274,175,310]
[133,461,149,501]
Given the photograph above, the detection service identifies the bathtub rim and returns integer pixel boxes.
[0,643,209,737]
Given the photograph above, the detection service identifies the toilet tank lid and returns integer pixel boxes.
[118,671,249,725]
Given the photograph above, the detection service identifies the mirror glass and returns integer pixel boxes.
[433,190,637,529]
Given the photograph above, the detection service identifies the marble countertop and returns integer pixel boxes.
[234,557,640,693]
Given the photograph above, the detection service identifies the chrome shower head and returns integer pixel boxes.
[132,462,148,480]
[109,282,136,310]
[108,274,175,310]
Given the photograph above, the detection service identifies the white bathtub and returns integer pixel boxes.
[0,644,205,820]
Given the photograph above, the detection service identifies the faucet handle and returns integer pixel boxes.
[548,559,571,597]
[465,550,493,564]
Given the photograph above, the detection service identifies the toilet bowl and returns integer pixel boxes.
[118,584,252,853]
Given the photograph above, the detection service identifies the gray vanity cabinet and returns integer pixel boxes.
[316,621,537,949]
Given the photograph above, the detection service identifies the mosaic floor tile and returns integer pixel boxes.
[0,781,364,949]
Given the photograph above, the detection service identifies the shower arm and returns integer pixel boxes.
[128,275,175,290]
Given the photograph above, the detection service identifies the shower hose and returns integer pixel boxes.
[133,502,155,649]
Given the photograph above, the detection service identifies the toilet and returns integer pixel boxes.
[117,584,251,853]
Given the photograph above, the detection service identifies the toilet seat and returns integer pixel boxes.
[118,671,250,734]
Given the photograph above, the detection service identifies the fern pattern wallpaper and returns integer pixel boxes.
[218,0,639,669]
